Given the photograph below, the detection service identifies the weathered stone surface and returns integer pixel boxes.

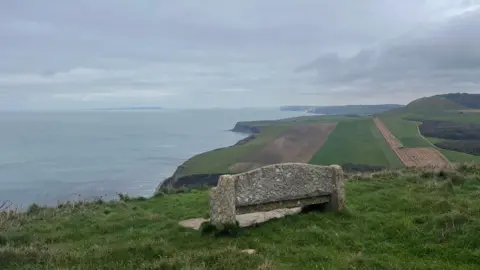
[326,165,345,211]
[179,207,302,230]
[234,163,336,206]
[209,175,236,226]
[209,163,345,226]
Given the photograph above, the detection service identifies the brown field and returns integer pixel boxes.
[374,118,451,169]
[229,123,337,172]
[401,148,451,169]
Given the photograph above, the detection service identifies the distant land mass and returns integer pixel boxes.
[93,106,163,111]
[280,104,403,116]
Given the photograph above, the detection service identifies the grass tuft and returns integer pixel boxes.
[26,203,42,215]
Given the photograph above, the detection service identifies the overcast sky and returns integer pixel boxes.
[1,0,480,110]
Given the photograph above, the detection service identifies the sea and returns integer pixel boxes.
[0,108,307,208]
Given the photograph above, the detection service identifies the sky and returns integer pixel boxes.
[1,0,480,110]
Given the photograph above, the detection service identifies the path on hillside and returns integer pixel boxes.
[416,125,437,148]
[373,118,451,170]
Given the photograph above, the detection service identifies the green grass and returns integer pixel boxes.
[2,168,480,269]
[309,118,403,167]
[379,117,432,147]
[177,125,289,175]
[439,150,480,163]
[423,137,480,163]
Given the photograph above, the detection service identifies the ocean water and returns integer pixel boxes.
[0,109,307,208]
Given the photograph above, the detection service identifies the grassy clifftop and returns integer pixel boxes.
[2,166,480,269]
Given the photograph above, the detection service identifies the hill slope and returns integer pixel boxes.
[378,93,480,164]
[379,95,466,118]
[2,167,480,269]
[439,93,480,109]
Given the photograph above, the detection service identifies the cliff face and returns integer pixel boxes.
[156,173,225,192]
[230,123,263,134]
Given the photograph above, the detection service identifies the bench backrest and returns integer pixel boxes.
[209,163,344,226]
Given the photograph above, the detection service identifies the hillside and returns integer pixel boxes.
[378,93,480,164]
[379,96,466,118]
[2,166,480,269]
[438,93,480,109]
[379,93,480,120]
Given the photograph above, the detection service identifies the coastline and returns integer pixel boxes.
[155,122,261,193]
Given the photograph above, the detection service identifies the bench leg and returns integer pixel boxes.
[326,165,345,211]
[210,175,236,226]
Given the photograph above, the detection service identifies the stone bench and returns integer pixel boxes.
[209,163,345,226]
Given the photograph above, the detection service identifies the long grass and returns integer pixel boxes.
[2,166,480,269]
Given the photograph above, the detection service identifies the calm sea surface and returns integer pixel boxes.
[0,109,306,207]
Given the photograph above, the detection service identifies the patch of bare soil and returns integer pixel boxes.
[401,147,451,169]
[229,123,336,172]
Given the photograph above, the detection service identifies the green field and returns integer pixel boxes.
[379,117,431,147]
[3,168,480,269]
[309,118,403,168]
[439,149,480,163]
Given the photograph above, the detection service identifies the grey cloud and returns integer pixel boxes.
[1,0,479,109]
[298,7,480,95]
[0,0,432,72]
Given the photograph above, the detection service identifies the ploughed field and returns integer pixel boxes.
[229,123,336,172]
[374,118,451,169]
